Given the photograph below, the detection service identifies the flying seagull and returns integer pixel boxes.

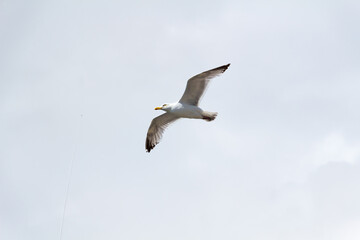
[145,63,230,152]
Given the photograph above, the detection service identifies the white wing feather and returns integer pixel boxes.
[178,64,230,106]
[145,113,179,152]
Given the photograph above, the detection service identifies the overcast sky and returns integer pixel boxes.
[1,0,360,239]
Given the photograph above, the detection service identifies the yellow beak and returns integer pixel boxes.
[154,107,162,110]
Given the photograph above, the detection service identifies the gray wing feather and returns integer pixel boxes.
[146,113,179,152]
[178,64,230,106]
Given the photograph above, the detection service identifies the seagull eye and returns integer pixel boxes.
[163,104,167,107]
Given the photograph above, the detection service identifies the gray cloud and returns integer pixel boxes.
[1,0,360,239]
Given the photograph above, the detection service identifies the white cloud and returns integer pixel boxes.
[1,0,360,239]
[307,132,360,167]
[333,220,360,240]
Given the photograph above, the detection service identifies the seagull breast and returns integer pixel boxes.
[169,103,203,119]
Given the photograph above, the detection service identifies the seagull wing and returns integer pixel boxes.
[146,113,179,152]
[178,63,230,106]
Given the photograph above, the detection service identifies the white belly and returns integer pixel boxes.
[170,103,203,119]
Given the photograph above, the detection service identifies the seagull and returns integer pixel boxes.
[145,63,230,152]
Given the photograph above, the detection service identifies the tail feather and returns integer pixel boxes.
[202,111,218,121]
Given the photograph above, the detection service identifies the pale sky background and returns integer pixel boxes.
[1,0,360,239]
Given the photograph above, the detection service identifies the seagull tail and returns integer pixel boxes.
[202,111,218,122]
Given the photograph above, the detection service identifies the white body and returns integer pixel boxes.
[166,102,203,119]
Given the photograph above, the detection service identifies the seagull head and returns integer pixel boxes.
[155,103,171,111]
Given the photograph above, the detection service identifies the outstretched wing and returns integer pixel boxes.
[178,64,230,106]
[145,113,179,152]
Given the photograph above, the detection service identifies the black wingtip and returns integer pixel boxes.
[145,139,154,153]
[212,63,231,73]
[222,63,231,71]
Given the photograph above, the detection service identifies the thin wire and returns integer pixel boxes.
[59,151,75,240]
[59,114,83,240]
